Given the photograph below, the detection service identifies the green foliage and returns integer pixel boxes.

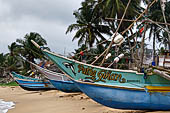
[15,32,48,62]
[7,32,49,73]
[0,32,48,78]
[0,53,6,66]
[96,0,142,32]
[66,0,112,48]
[158,47,165,55]
[0,52,22,74]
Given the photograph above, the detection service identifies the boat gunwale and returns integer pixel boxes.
[49,79,75,84]
[10,72,39,81]
[15,78,49,83]
[28,61,65,77]
[74,80,170,92]
[14,78,37,82]
[43,49,144,75]
[74,79,145,91]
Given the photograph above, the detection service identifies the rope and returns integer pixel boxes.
[134,10,170,35]
[99,0,132,66]
[92,0,157,66]
[121,0,157,35]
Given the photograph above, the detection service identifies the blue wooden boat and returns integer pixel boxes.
[31,40,170,110]
[73,80,170,110]
[10,72,55,91]
[28,61,81,93]
[49,80,81,92]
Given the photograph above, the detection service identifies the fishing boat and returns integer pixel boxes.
[31,40,170,110]
[30,0,170,109]
[73,80,170,110]
[27,61,81,93]
[31,40,170,85]
[10,72,55,91]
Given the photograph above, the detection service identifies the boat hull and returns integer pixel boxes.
[27,60,80,92]
[18,84,55,91]
[10,72,55,91]
[49,80,81,93]
[15,79,55,91]
[74,81,170,110]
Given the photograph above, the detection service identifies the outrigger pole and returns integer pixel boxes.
[105,18,170,26]
[134,10,170,35]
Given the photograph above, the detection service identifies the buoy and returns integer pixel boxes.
[113,53,124,63]
[114,57,120,63]
[80,51,84,56]
[105,53,111,59]
[118,53,124,58]
[111,33,125,45]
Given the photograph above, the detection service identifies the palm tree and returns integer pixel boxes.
[0,53,21,73]
[160,31,169,50]
[8,42,21,56]
[96,0,142,32]
[0,53,6,67]
[3,54,22,72]
[66,0,112,48]
[162,1,170,49]
[15,32,47,62]
[0,53,23,83]
[146,0,170,62]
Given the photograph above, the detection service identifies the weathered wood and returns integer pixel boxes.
[152,66,170,73]
[105,18,170,26]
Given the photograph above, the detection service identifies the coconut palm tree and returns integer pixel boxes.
[146,0,170,62]
[3,54,21,72]
[162,1,170,49]
[8,42,21,56]
[96,0,142,32]
[0,53,6,67]
[0,53,23,83]
[15,32,47,62]
[66,0,112,48]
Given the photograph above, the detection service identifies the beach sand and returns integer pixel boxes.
[0,86,169,113]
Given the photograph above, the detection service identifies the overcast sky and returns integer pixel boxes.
[0,0,83,55]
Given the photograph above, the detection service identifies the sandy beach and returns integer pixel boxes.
[0,86,169,113]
